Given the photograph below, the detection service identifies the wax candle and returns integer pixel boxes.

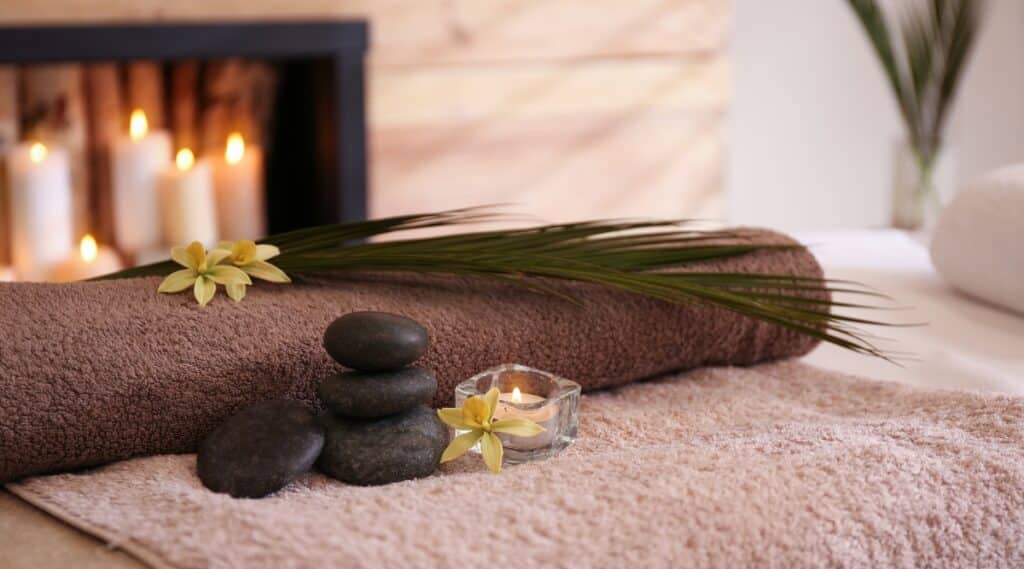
[494,387,558,450]
[213,132,265,241]
[111,109,172,255]
[48,234,124,282]
[159,148,218,247]
[7,142,73,281]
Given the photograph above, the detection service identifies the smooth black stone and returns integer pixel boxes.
[323,311,429,371]
[316,405,448,486]
[318,367,437,418]
[197,400,325,498]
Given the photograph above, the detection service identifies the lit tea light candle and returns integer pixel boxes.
[213,132,265,241]
[112,109,172,255]
[455,365,580,463]
[48,234,124,282]
[159,148,218,247]
[7,141,73,280]
[494,386,559,451]
[496,387,557,421]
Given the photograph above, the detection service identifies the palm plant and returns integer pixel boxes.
[846,0,983,225]
[102,208,896,359]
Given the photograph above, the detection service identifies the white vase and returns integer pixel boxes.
[891,141,956,230]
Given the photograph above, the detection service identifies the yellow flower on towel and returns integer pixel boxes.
[437,387,546,474]
[213,240,291,302]
[157,241,252,306]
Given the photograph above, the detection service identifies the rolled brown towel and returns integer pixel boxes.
[0,229,823,482]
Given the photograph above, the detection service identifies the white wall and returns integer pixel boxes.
[728,0,1024,231]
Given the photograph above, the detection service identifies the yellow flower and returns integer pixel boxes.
[436,387,546,474]
[157,241,252,306]
[214,240,291,302]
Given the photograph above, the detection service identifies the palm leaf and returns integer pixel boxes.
[846,0,983,163]
[98,208,900,360]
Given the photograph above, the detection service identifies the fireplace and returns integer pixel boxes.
[0,20,368,280]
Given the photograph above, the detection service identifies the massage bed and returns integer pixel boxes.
[2,229,1022,568]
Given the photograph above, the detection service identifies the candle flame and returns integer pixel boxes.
[176,148,195,171]
[129,109,148,141]
[29,142,47,163]
[80,234,98,264]
[512,387,522,403]
[225,132,245,165]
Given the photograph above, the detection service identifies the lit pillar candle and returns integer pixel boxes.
[111,109,172,255]
[159,148,218,247]
[7,142,73,280]
[48,234,124,282]
[213,132,265,241]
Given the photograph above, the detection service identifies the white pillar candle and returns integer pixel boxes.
[111,110,172,255]
[7,142,73,281]
[213,132,265,241]
[48,234,123,282]
[159,148,218,247]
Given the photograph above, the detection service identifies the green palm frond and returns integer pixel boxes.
[846,0,983,165]
[99,207,900,360]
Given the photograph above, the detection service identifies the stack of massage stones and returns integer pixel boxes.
[316,311,449,486]
[196,311,448,498]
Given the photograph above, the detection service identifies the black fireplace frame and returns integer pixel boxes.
[0,20,369,231]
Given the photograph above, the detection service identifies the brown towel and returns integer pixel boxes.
[0,229,822,482]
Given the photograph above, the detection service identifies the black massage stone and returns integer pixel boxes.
[323,311,430,371]
[317,367,437,418]
[316,405,448,486]
[197,400,325,498]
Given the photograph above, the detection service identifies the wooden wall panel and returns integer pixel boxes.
[370,56,728,221]
[373,110,724,222]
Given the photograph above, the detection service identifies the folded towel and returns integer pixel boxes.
[931,164,1024,314]
[0,229,822,482]
[8,362,1023,568]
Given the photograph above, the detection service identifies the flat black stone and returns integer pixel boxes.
[316,405,448,486]
[323,311,429,371]
[197,400,325,498]
[318,367,437,418]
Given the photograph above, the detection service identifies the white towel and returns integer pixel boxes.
[930,164,1024,314]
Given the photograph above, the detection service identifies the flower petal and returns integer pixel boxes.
[231,240,258,264]
[157,269,197,293]
[215,241,235,251]
[462,396,490,427]
[225,283,247,303]
[440,430,482,463]
[206,265,252,286]
[492,418,546,438]
[254,244,280,261]
[483,387,500,422]
[437,407,475,430]
[170,246,193,269]
[193,276,216,306]
[243,260,291,283]
[480,432,503,474]
[185,241,206,269]
[206,248,232,267]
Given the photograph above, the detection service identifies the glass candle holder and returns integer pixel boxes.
[454,364,581,464]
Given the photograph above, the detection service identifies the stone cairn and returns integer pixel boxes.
[196,311,449,498]
[316,311,449,486]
